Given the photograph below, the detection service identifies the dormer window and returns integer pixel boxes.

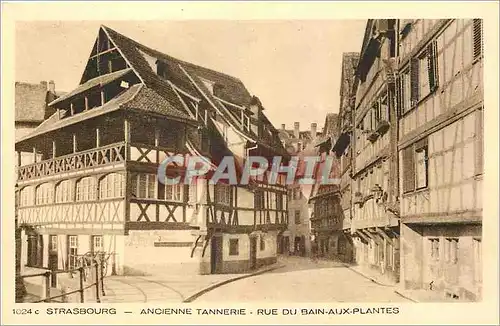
[242,112,251,132]
[157,61,167,78]
[199,77,214,94]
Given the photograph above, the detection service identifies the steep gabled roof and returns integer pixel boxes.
[101,25,260,141]
[16,84,196,144]
[50,68,133,106]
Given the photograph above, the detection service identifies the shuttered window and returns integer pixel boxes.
[473,19,483,59]
[427,41,439,92]
[403,138,429,193]
[402,146,415,193]
[410,58,420,109]
[398,69,412,115]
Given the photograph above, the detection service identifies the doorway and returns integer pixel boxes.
[27,234,43,267]
[210,235,223,274]
[249,236,257,270]
[48,235,58,287]
[283,236,290,255]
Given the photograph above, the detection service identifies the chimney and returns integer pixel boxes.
[310,123,317,138]
[48,80,55,94]
[294,122,300,138]
[281,124,286,130]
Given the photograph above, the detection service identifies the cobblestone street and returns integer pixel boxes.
[99,257,410,303]
[194,257,410,302]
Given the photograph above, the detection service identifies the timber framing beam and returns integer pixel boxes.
[375,227,393,243]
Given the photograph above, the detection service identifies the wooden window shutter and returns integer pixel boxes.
[396,75,403,116]
[427,41,439,92]
[402,145,415,193]
[410,58,419,108]
[473,19,483,59]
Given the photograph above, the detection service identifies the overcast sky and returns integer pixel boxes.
[16,20,366,131]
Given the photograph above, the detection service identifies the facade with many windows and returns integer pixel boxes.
[348,19,401,283]
[332,19,483,301]
[16,25,288,277]
[397,19,483,301]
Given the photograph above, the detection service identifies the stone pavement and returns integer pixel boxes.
[101,263,284,303]
[195,255,411,302]
[341,263,397,287]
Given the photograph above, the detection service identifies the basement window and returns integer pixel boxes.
[429,238,440,261]
[445,238,459,264]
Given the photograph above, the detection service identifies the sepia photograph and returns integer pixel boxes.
[2,1,499,325]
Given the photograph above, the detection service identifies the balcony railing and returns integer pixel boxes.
[18,142,126,182]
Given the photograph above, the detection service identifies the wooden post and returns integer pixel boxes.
[79,267,85,303]
[124,119,131,160]
[16,151,21,168]
[96,128,101,148]
[51,269,57,288]
[154,126,160,163]
[73,134,78,153]
[100,90,106,106]
[94,263,101,303]
[70,102,75,116]
[84,97,89,111]
[44,271,51,302]
[52,140,57,158]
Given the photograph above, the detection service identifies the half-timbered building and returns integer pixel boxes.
[397,19,483,300]
[15,25,288,276]
[308,113,343,258]
[332,52,359,263]
[350,19,401,283]
[278,122,320,256]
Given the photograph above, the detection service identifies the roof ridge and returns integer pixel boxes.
[100,25,245,86]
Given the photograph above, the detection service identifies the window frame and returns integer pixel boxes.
[75,177,97,202]
[402,138,429,194]
[91,235,104,254]
[55,180,73,203]
[215,183,232,206]
[445,237,459,264]
[229,238,239,256]
[294,210,301,224]
[98,173,124,200]
[429,238,440,261]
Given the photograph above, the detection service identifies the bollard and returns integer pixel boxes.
[79,267,85,303]
[94,263,101,303]
[44,271,51,303]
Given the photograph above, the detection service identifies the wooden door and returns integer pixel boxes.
[210,236,223,274]
[249,236,257,270]
[277,235,283,254]
[48,235,58,287]
[283,236,290,255]
[27,235,37,267]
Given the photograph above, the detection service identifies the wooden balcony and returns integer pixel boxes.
[17,142,126,182]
